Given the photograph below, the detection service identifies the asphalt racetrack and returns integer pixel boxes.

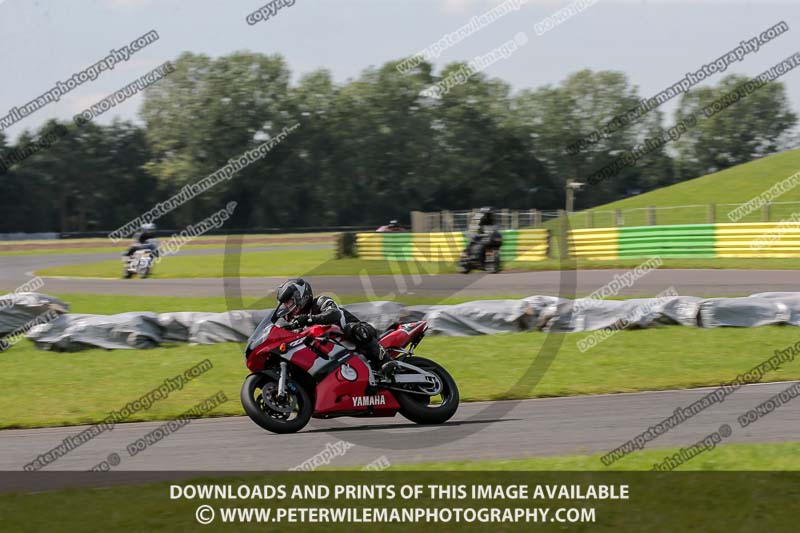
[1,383,798,474]
[2,248,799,298]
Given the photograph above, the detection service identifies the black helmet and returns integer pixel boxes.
[275,278,313,319]
[478,206,494,225]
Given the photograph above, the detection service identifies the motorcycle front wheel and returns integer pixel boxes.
[241,371,313,434]
[458,253,472,274]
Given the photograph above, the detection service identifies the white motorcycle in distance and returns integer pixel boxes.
[123,240,158,279]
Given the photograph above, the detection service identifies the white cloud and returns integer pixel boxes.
[440,0,559,14]
[104,0,155,9]
[441,0,480,14]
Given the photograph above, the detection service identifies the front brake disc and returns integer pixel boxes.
[262,383,296,414]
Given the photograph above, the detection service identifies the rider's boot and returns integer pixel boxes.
[364,344,388,395]
[371,345,388,375]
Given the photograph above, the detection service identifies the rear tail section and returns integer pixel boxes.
[379,321,427,349]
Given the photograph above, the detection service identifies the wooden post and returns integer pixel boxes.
[762,203,770,222]
[586,210,594,228]
[614,209,623,227]
[533,209,542,228]
[647,206,656,226]
[708,204,716,224]
[511,210,519,229]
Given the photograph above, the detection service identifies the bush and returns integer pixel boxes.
[336,232,358,258]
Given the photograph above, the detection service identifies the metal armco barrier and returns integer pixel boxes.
[569,223,800,259]
[356,229,550,261]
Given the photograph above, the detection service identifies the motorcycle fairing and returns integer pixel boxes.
[313,355,400,416]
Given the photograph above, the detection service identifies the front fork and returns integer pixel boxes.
[277,361,288,399]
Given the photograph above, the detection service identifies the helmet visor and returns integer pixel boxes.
[275,298,297,319]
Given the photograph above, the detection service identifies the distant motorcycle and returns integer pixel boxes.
[123,242,157,279]
[459,230,503,274]
[240,317,459,434]
[376,219,405,233]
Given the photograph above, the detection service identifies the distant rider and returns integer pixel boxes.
[273,278,387,372]
[123,223,160,259]
[376,219,403,233]
[466,206,496,261]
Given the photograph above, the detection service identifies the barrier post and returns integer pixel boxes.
[614,209,623,227]
[431,213,441,232]
[442,210,453,232]
[558,209,568,259]
[411,211,425,233]
[647,206,656,226]
[533,209,542,227]
[708,204,716,223]
[586,210,593,228]
[762,203,771,222]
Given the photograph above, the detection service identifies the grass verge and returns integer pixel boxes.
[35,249,461,278]
[34,247,800,278]
[1,443,798,532]
[0,233,334,256]
[397,442,800,471]
[3,324,800,428]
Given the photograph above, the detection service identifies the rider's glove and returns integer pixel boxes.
[294,314,311,327]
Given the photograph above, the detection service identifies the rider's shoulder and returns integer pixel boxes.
[315,294,341,308]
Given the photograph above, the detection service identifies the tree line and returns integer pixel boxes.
[0,51,796,233]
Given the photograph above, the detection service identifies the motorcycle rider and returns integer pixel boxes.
[122,223,160,259]
[274,278,388,372]
[466,206,496,261]
[376,219,403,233]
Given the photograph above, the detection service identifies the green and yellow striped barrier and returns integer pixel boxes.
[356,229,550,262]
[569,222,800,259]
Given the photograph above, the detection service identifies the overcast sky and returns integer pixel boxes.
[1,0,799,142]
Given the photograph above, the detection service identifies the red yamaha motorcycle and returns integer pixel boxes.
[240,315,459,434]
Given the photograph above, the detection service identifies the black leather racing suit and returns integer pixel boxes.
[295,296,384,369]
[467,213,495,261]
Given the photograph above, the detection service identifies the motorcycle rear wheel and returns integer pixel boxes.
[241,372,313,434]
[394,357,459,425]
